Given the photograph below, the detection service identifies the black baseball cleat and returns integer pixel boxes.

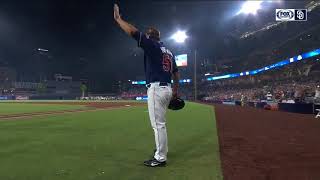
[143,158,166,167]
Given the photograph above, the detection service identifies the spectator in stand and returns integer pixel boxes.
[294,86,303,103]
[315,85,320,104]
[266,91,273,101]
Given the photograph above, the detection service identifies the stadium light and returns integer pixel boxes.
[171,30,188,43]
[237,1,263,15]
[267,0,282,3]
[38,48,49,52]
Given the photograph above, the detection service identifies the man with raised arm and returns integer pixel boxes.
[114,4,179,167]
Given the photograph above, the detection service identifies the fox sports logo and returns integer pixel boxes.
[276,9,294,20]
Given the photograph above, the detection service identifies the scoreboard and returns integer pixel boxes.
[175,54,188,67]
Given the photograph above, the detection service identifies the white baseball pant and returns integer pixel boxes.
[147,82,173,162]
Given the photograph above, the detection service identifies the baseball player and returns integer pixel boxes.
[114,4,179,167]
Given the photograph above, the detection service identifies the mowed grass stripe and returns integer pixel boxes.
[0,103,87,115]
[0,103,222,180]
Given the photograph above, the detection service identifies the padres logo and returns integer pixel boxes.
[296,10,305,20]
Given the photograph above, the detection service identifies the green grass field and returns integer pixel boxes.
[0,103,86,115]
[0,102,222,180]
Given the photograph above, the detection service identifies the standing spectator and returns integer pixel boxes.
[266,92,273,101]
[315,85,320,104]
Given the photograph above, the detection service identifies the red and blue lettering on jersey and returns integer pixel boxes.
[132,31,178,84]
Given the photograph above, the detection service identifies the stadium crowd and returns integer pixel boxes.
[119,56,320,104]
[202,80,319,103]
[201,58,320,104]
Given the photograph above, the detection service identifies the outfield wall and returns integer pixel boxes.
[202,99,320,115]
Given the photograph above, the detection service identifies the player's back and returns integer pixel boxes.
[132,31,178,84]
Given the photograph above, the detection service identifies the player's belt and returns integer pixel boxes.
[159,82,170,86]
[146,82,171,88]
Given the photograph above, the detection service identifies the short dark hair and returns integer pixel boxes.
[146,27,160,41]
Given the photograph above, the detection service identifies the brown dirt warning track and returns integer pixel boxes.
[214,104,320,180]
